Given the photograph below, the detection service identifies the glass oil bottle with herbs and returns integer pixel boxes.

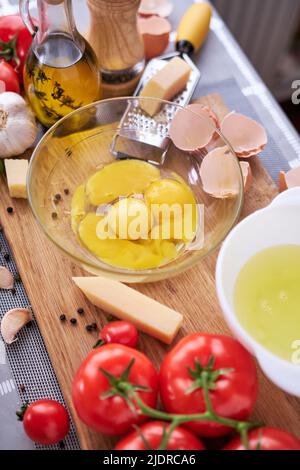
[21,0,101,128]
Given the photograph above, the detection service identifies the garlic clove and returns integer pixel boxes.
[0,266,14,289]
[1,308,33,344]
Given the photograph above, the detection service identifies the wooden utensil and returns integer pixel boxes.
[87,0,145,97]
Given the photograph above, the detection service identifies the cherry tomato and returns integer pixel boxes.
[72,344,159,435]
[115,421,205,450]
[97,321,139,348]
[22,400,69,445]
[224,427,300,450]
[159,334,258,438]
[0,15,34,83]
[0,61,20,93]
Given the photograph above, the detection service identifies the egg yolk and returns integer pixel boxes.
[106,197,153,240]
[145,178,197,240]
[86,159,160,205]
[78,213,177,270]
[71,160,197,270]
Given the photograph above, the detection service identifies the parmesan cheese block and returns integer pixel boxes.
[139,56,191,116]
[4,159,28,199]
[73,276,183,344]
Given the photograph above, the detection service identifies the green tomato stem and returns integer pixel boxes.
[120,382,260,439]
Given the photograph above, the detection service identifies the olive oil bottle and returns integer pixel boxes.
[21,0,101,127]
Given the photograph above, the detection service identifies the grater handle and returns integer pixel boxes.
[176,3,212,55]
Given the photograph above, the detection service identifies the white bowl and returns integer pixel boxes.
[216,188,300,396]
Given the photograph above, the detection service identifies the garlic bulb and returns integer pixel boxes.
[0,92,38,158]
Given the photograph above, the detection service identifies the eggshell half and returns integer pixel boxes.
[139,0,173,18]
[169,104,217,152]
[240,161,253,192]
[278,167,300,192]
[200,146,241,199]
[221,112,267,157]
[138,16,171,59]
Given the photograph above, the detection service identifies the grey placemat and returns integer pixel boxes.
[0,228,80,450]
[197,78,291,182]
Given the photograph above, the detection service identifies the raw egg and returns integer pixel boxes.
[71,160,197,270]
[86,160,160,205]
[107,197,153,240]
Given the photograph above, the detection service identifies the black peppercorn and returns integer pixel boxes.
[11,288,16,295]
[70,318,77,325]
[91,323,97,330]
[64,188,69,196]
[7,207,13,214]
[14,273,21,282]
[85,324,93,332]
[4,253,10,261]
[59,314,66,322]
[77,308,84,315]
[51,212,58,220]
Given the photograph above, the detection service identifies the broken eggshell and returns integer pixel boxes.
[279,167,300,192]
[139,0,173,17]
[200,146,242,199]
[1,308,32,344]
[221,112,267,158]
[0,266,14,290]
[240,161,253,192]
[138,15,171,59]
[169,104,218,153]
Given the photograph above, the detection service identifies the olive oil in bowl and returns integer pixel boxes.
[234,245,300,362]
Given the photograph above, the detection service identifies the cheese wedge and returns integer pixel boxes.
[73,276,183,344]
[4,159,28,199]
[139,56,191,116]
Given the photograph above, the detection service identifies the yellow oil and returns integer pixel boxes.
[24,34,101,127]
[234,245,300,362]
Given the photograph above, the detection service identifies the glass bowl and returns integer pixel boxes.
[27,97,244,283]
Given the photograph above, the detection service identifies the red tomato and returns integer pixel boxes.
[0,15,34,82]
[115,421,205,450]
[0,61,20,93]
[97,321,139,348]
[72,344,159,435]
[224,427,300,450]
[22,400,69,445]
[159,334,258,438]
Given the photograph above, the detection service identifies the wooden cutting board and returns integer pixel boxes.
[1,94,299,450]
